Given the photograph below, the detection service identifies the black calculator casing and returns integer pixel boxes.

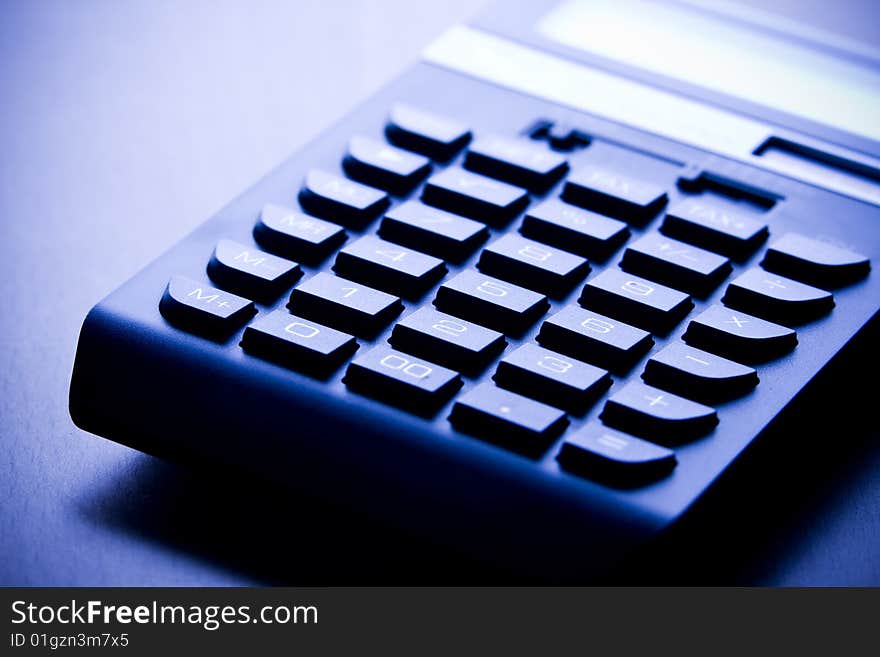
[69,45,880,578]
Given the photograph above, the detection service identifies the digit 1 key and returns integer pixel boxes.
[159,275,256,340]
[557,424,676,486]
[240,310,358,377]
[601,381,718,443]
[761,232,870,288]
[298,169,389,229]
[682,304,797,363]
[449,383,569,456]
[642,342,758,403]
[287,272,404,338]
[579,269,694,335]
[433,269,550,336]
[493,343,611,413]
[344,345,462,416]
[562,164,668,225]
[722,268,834,325]
[207,239,302,303]
[389,307,506,375]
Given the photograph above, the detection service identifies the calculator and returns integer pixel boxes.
[69,0,880,578]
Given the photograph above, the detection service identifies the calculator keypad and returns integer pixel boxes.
[158,102,872,489]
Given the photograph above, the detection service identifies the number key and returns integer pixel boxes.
[434,269,550,336]
[288,273,403,338]
[344,345,462,415]
[389,307,506,375]
[494,343,611,413]
[333,235,447,299]
[477,234,591,298]
[579,269,694,334]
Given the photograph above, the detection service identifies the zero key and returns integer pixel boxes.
[761,233,870,289]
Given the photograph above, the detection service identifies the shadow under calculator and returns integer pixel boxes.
[79,320,880,585]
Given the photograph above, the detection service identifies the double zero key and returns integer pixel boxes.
[344,345,462,416]
[579,269,694,335]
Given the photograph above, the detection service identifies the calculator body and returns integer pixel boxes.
[69,1,880,578]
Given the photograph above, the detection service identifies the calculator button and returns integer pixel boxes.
[240,310,358,376]
[493,343,611,413]
[536,305,653,374]
[333,235,447,299]
[761,233,870,288]
[434,269,550,336]
[683,304,797,363]
[601,381,718,443]
[344,345,462,415]
[253,204,347,265]
[464,134,568,193]
[160,275,256,339]
[620,233,732,297]
[520,199,629,261]
[385,103,471,162]
[642,342,758,403]
[477,234,591,298]
[557,424,676,485]
[661,199,768,259]
[287,272,403,338]
[421,167,529,227]
[378,200,489,263]
[449,383,568,456]
[562,164,668,225]
[298,169,389,229]
[207,239,302,303]
[579,269,694,335]
[342,136,431,195]
[722,268,834,325]
[389,307,506,375]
